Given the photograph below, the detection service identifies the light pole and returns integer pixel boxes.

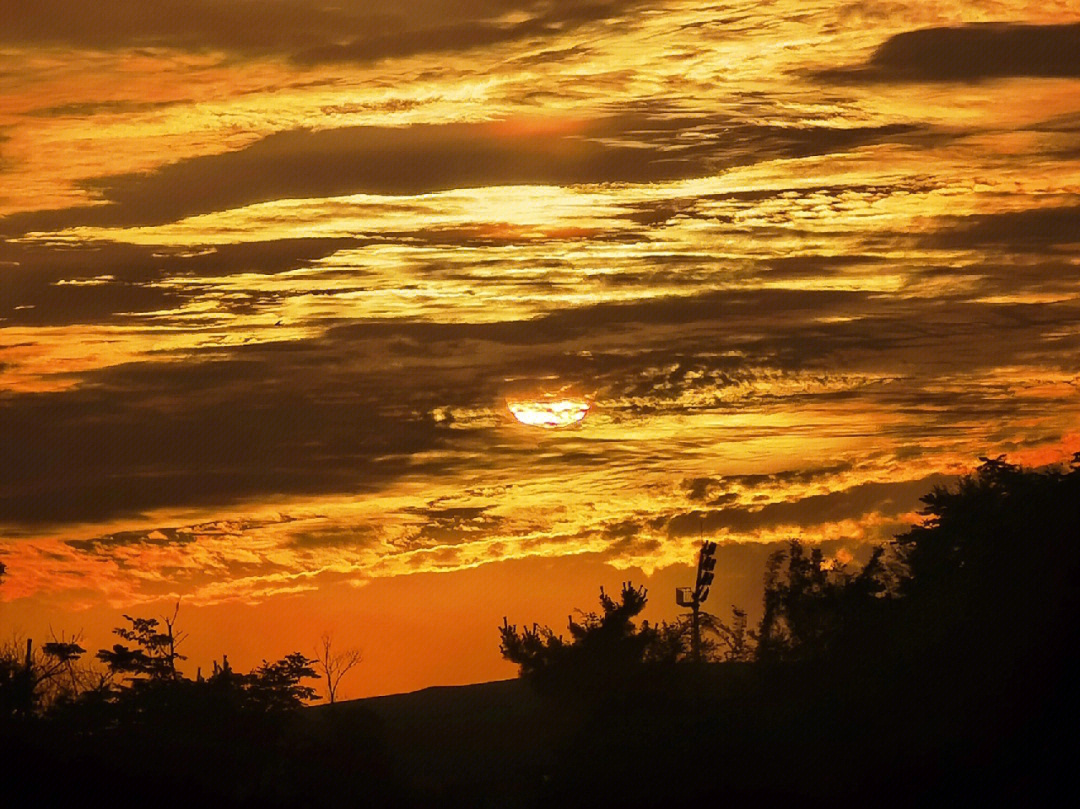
[676,540,718,663]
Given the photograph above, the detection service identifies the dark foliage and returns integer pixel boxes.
[1,608,397,808]
[500,455,1080,808]
[755,541,889,663]
[500,582,697,701]
[96,611,186,681]
[0,646,34,720]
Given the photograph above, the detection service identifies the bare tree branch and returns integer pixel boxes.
[314,632,362,704]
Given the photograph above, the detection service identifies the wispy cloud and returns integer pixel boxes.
[0,1,649,62]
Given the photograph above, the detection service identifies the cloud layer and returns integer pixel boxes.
[2,3,1080,692]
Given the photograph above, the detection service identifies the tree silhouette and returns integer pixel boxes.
[755,541,845,662]
[884,454,1080,676]
[641,605,753,664]
[713,604,754,661]
[500,582,667,696]
[754,540,888,663]
[242,652,321,710]
[315,633,363,704]
[0,638,35,720]
[97,602,187,682]
[37,631,101,705]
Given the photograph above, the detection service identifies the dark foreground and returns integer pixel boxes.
[4,457,1079,807]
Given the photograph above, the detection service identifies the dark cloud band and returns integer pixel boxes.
[0,1,645,62]
[820,22,1080,83]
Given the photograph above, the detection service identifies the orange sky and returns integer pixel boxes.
[2,2,1080,698]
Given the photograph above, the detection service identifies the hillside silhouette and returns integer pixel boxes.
[3,455,1079,807]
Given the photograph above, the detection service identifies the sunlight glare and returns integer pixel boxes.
[507,397,591,428]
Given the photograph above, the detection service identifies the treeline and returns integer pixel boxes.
[499,456,1080,807]
[0,604,394,806]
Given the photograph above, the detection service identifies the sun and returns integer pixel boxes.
[507,397,590,428]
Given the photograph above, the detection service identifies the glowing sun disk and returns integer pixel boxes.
[508,398,590,428]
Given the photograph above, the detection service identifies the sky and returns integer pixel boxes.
[1,1,1079,698]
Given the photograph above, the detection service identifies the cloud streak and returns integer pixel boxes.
[1,116,922,234]
[0,1,647,62]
